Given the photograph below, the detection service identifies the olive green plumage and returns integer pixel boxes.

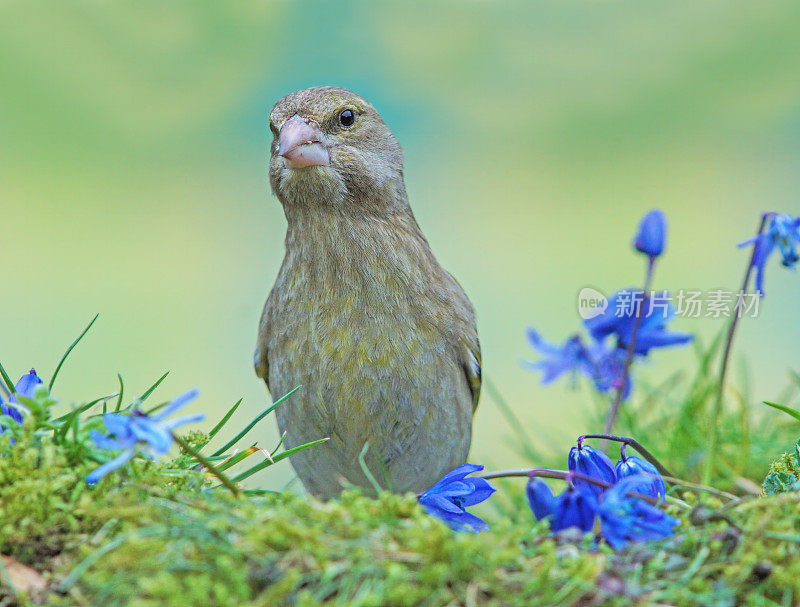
[255,86,480,499]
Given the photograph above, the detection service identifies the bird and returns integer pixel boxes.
[254,86,481,499]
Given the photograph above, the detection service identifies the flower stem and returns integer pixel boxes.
[172,433,240,496]
[660,475,739,502]
[702,213,771,486]
[476,467,658,505]
[603,257,656,435]
[577,433,674,478]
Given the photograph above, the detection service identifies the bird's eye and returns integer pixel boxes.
[338,108,355,128]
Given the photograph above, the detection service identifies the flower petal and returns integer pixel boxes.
[526,478,556,521]
[423,463,484,495]
[102,413,135,439]
[150,388,200,422]
[89,429,131,451]
[11,369,42,402]
[159,412,205,432]
[459,477,496,506]
[85,448,135,485]
[130,419,172,455]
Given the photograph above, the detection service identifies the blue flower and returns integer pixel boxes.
[86,389,204,485]
[525,330,629,396]
[418,464,496,532]
[550,486,598,533]
[584,290,693,356]
[631,301,693,355]
[0,370,42,434]
[615,456,666,500]
[0,403,23,426]
[598,475,680,550]
[568,445,617,498]
[526,477,556,521]
[739,213,800,294]
[11,369,43,403]
[526,478,597,533]
[524,330,591,385]
[634,209,667,258]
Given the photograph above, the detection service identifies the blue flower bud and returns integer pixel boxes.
[615,456,666,500]
[551,486,597,533]
[526,477,556,521]
[568,445,617,497]
[633,209,667,258]
[12,369,42,402]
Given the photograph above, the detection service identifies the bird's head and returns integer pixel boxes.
[268,86,406,213]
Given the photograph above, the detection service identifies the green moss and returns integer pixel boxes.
[763,440,800,495]
[2,425,800,607]
[2,385,800,606]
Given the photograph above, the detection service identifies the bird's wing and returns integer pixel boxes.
[254,344,270,392]
[254,306,271,392]
[444,270,482,415]
[464,338,482,414]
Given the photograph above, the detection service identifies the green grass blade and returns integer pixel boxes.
[358,442,383,494]
[764,401,800,423]
[269,431,287,457]
[115,374,125,412]
[242,488,281,496]
[211,386,300,457]
[49,314,99,391]
[137,372,169,405]
[209,398,243,439]
[173,433,239,496]
[217,445,259,471]
[178,454,231,467]
[0,360,15,394]
[227,437,328,484]
[53,395,111,425]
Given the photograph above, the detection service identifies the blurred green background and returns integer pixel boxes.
[2,1,799,488]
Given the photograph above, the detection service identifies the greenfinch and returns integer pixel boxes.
[255,86,480,499]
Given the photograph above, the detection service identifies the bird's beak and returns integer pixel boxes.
[278,115,330,169]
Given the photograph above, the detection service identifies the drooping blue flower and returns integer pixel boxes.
[0,404,23,426]
[739,213,800,295]
[597,475,680,550]
[11,369,42,403]
[0,370,41,435]
[526,477,556,521]
[418,463,496,532]
[526,479,597,533]
[615,456,666,500]
[524,330,589,385]
[0,401,23,437]
[583,290,693,356]
[568,445,617,498]
[633,210,667,258]
[525,330,630,396]
[550,486,598,533]
[86,388,204,485]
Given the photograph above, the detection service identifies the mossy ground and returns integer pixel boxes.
[1,427,800,607]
